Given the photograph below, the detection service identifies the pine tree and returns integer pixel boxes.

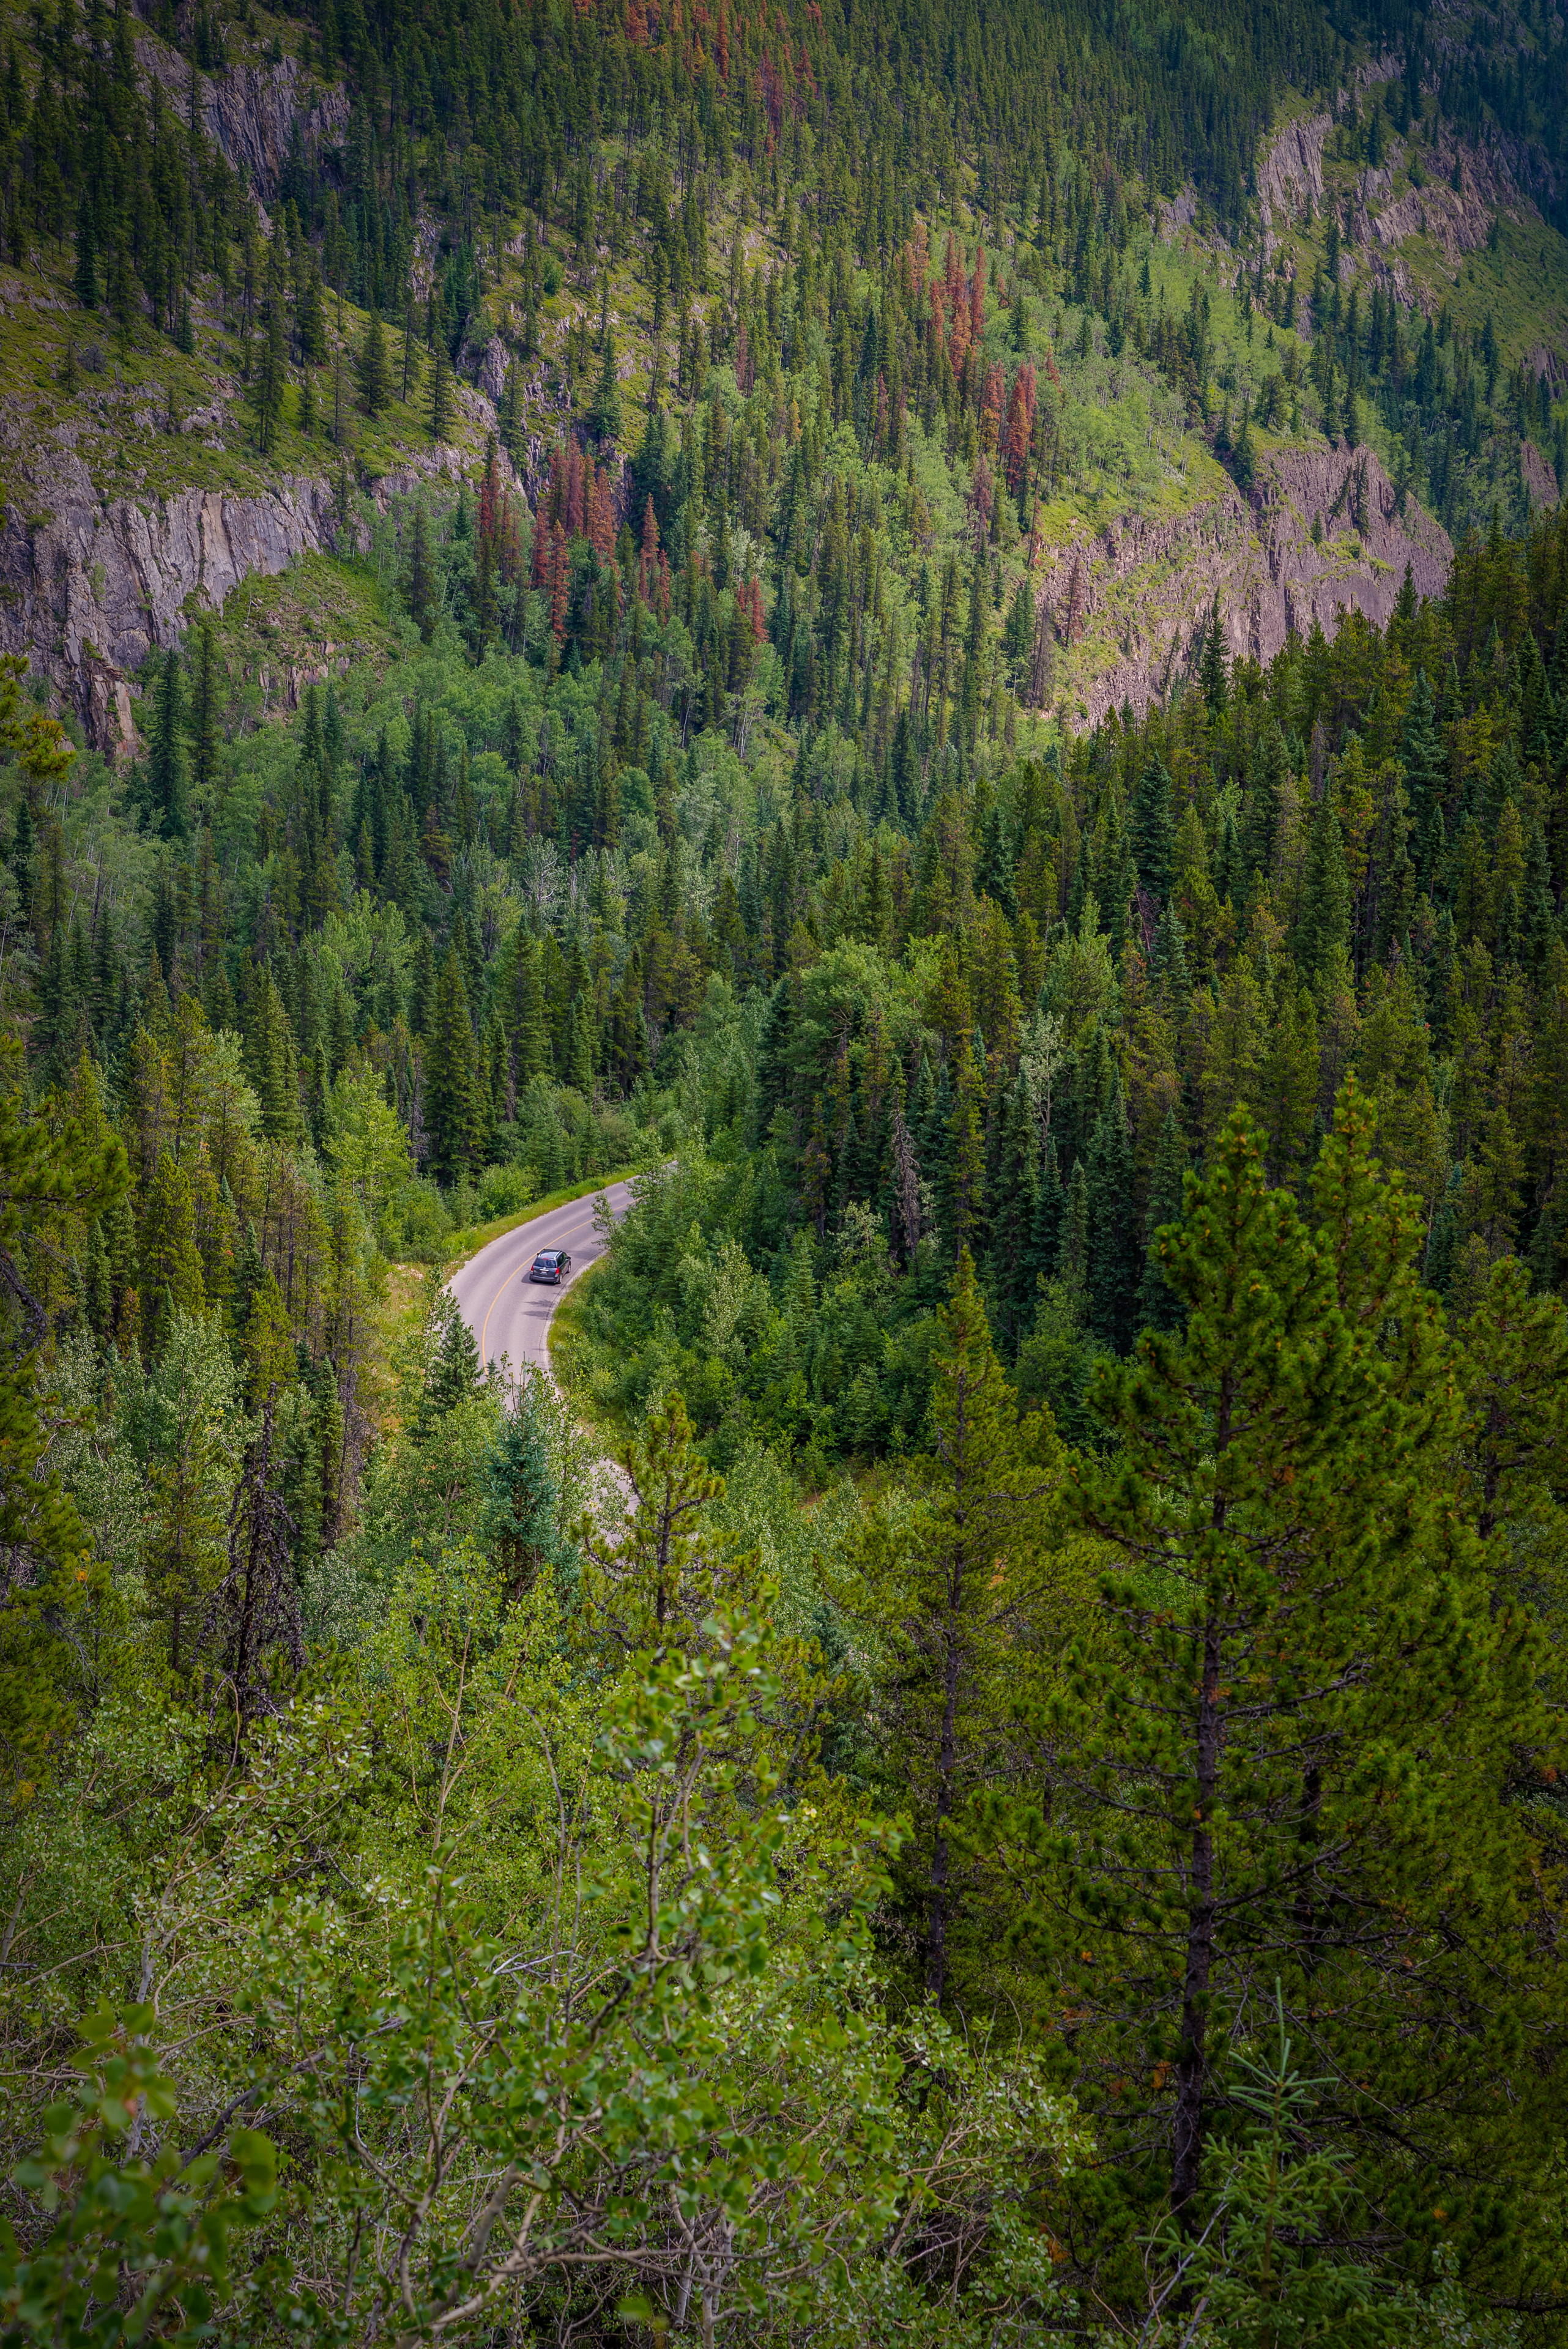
[73,193,98,311]
[1135,1107,1186,1333]
[1130,752,1176,909]
[836,1250,1071,2006]
[425,942,479,1186]
[147,648,189,839]
[1085,1073,1138,1352]
[139,1149,207,1356]
[1009,1089,1544,2235]
[580,1388,760,1657]
[357,306,389,417]
[428,338,450,443]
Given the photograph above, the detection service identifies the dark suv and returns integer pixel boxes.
[529,1249,571,1285]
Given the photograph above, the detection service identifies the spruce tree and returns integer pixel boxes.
[589,327,622,443]
[1027,1132,1065,1294]
[1243,724,1288,888]
[139,1149,206,1356]
[1007,1088,1545,2237]
[357,306,389,417]
[406,501,436,642]
[1129,753,1176,909]
[250,237,289,457]
[147,647,189,839]
[943,1033,986,1257]
[1199,594,1228,717]
[188,614,220,805]
[1135,1107,1187,1333]
[1400,667,1446,885]
[425,942,479,1186]
[836,1250,1072,2006]
[73,193,98,311]
[1085,1073,1138,1353]
[1295,785,1351,998]
[428,338,450,443]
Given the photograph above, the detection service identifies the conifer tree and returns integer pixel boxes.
[428,338,450,443]
[1009,1090,1545,2237]
[1130,753,1176,909]
[188,614,220,806]
[1243,724,1288,888]
[1085,1073,1138,1352]
[73,193,98,310]
[250,236,288,457]
[1400,667,1446,884]
[357,306,388,417]
[406,500,436,642]
[140,1151,207,1356]
[1199,595,1228,717]
[481,1375,562,1597]
[146,647,189,839]
[1135,1108,1187,1334]
[1295,784,1351,998]
[1028,1132,1065,1294]
[589,327,622,443]
[837,1250,1072,2006]
[943,1033,986,1256]
[425,942,479,1185]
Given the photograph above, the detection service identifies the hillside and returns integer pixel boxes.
[0,0,1564,752]
[2,0,1568,2342]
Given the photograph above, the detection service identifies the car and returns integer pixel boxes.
[529,1249,571,1285]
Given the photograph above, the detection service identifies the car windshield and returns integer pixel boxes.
[535,1252,559,1266]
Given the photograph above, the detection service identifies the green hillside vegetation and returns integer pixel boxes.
[1,0,1568,2338]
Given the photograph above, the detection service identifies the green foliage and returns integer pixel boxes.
[0,2010,278,2348]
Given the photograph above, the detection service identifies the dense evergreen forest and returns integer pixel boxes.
[2,0,1568,2334]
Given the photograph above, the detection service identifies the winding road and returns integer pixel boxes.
[447,1177,639,1379]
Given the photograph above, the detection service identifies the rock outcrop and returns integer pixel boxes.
[1035,442,1451,732]
[1255,95,1563,331]
[136,42,349,202]
[1256,113,1329,250]
[0,438,487,753]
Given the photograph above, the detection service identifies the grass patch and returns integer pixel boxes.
[215,551,401,727]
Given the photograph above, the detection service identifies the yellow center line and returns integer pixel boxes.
[480,1256,520,1364]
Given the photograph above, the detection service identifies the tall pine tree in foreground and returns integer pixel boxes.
[424,942,480,1185]
[996,1083,1552,2295]
[838,1250,1082,2008]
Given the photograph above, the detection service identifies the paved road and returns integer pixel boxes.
[448,1178,639,1379]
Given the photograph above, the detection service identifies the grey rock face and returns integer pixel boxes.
[1030,441,1452,733]
[0,461,340,750]
[136,42,349,203]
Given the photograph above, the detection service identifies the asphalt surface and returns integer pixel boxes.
[447,1178,639,1380]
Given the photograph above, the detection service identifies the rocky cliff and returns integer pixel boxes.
[1255,100,1562,315]
[1035,442,1451,730]
[0,440,483,753]
[136,42,349,205]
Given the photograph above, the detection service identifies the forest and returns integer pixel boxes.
[2,0,1568,2334]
